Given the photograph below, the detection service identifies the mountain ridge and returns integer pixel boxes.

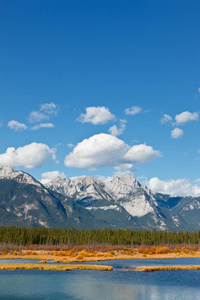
[0,165,199,231]
[45,173,200,231]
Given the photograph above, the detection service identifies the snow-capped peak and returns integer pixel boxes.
[110,174,140,187]
[45,175,112,202]
[0,165,41,187]
[45,173,158,218]
[0,165,15,177]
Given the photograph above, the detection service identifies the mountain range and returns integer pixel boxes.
[0,165,199,231]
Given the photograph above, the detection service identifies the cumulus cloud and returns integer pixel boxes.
[29,111,49,123]
[29,103,59,123]
[31,123,54,130]
[67,143,75,149]
[160,114,172,124]
[175,111,199,125]
[148,177,200,197]
[125,106,142,116]
[64,133,161,170]
[124,144,161,163]
[7,120,28,131]
[40,103,59,115]
[171,128,184,139]
[108,121,126,136]
[95,175,114,182]
[78,106,116,125]
[0,142,55,169]
[40,170,66,184]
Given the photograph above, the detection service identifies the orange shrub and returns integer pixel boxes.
[138,248,145,253]
[155,247,170,254]
[104,253,113,257]
[96,253,103,257]
[65,248,76,256]
[80,249,89,256]
[57,251,68,256]
[174,247,181,253]
[25,251,36,255]
[76,254,84,260]
[11,251,20,255]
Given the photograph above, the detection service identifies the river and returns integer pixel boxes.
[0,258,200,300]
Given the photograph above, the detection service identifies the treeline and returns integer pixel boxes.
[0,227,200,246]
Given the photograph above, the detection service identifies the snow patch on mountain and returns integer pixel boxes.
[86,205,120,211]
[45,176,113,201]
[0,165,41,187]
[183,200,200,211]
[119,195,154,217]
[46,174,159,218]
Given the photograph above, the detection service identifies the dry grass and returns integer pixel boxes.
[0,263,113,271]
[1,248,200,263]
[137,265,200,272]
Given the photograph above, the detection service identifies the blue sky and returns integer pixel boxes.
[0,0,200,196]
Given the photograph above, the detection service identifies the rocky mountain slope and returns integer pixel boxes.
[46,174,200,231]
[0,165,199,231]
[0,165,107,229]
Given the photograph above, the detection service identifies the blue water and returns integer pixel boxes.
[0,259,200,300]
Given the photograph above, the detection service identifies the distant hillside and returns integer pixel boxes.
[0,165,199,231]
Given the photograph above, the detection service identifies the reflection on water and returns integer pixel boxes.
[0,259,200,300]
[0,259,41,264]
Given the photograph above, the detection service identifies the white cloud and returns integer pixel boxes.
[124,144,161,163]
[67,143,75,149]
[160,114,172,124]
[171,128,184,139]
[109,119,127,136]
[7,120,28,131]
[148,177,200,197]
[0,142,55,169]
[29,111,49,123]
[40,103,59,115]
[70,175,86,180]
[120,119,127,124]
[31,123,54,130]
[78,106,116,125]
[108,123,126,136]
[40,170,66,184]
[64,133,161,170]
[125,106,142,116]
[29,103,59,123]
[175,111,199,125]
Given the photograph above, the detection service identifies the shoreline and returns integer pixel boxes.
[1,251,200,263]
[137,265,200,272]
[0,263,113,271]
[1,261,200,273]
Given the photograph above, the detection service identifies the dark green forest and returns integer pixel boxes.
[0,227,200,246]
